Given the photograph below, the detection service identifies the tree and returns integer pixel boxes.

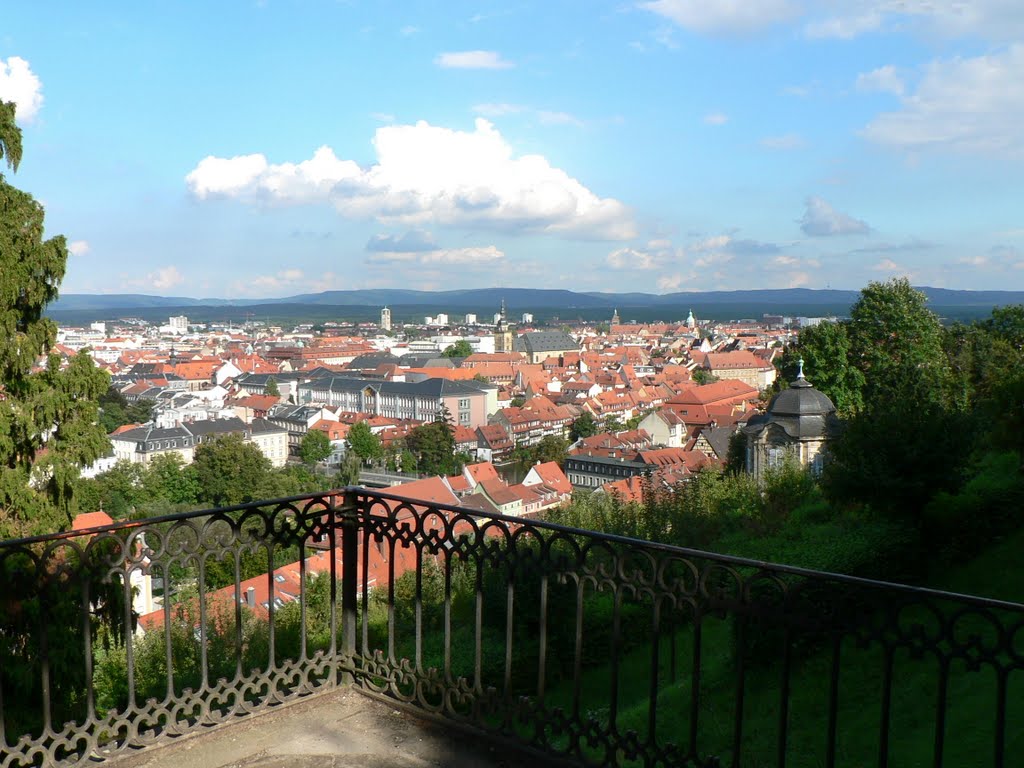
[692,369,719,385]
[265,377,280,397]
[774,321,865,416]
[824,279,962,518]
[443,339,473,358]
[142,453,199,507]
[98,386,154,433]
[847,278,951,407]
[0,100,111,537]
[191,434,272,508]
[406,413,459,476]
[337,454,362,485]
[512,435,570,469]
[570,412,598,441]
[346,420,381,463]
[299,429,332,465]
[603,415,625,433]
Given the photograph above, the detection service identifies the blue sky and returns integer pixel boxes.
[3,1,1023,297]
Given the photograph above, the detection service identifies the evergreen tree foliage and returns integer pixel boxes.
[265,377,280,397]
[0,100,111,537]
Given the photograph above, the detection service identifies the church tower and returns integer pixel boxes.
[380,306,392,332]
[611,308,620,326]
[494,298,515,353]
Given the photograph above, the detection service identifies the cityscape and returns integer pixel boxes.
[3,2,1024,767]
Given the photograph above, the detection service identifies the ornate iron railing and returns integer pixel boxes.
[1,488,1022,767]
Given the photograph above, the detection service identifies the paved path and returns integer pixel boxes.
[101,689,528,768]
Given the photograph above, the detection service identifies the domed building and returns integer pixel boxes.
[742,360,839,477]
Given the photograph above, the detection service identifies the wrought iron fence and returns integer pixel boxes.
[1,488,1022,767]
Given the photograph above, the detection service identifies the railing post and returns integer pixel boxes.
[340,489,359,686]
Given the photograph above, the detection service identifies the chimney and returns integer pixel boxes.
[245,586,256,608]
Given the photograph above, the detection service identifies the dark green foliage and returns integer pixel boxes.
[98,386,153,433]
[0,101,111,537]
[442,339,473,358]
[142,453,200,506]
[265,377,280,397]
[773,320,864,415]
[405,411,461,476]
[192,434,272,507]
[512,434,569,468]
[823,279,970,519]
[569,412,598,441]
[848,278,951,407]
[922,451,1024,563]
[2,539,128,738]
[692,369,719,385]
[299,428,332,465]
[345,420,381,462]
[603,415,625,433]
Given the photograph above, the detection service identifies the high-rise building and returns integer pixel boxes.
[464,313,477,325]
[380,306,392,331]
[521,312,534,324]
[169,315,188,333]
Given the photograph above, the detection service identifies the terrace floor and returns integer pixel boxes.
[100,689,539,768]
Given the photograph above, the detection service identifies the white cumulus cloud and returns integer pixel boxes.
[0,56,43,123]
[149,266,184,291]
[186,119,635,240]
[805,12,882,39]
[68,240,90,256]
[368,245,505,266]
[607,247,659,270]
[862,45,1024,156]
[856,65,905,95]
[249,269,305,291]
[800,196,870,237]
[435,50,514,69]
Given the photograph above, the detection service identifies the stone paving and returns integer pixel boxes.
[100,689,537,768]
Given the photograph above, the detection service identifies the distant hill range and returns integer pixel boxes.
[50,287,1024,314]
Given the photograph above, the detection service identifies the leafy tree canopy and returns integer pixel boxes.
[569,412,598,441]
[774,321,865,416]
[299,428,332,465]
[346,420,381,462]
[191,434,272,508]
[443,339,473,358]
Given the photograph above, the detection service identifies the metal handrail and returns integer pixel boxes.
[1,489,1021,768]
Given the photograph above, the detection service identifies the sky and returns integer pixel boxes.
[2,1,1024,298]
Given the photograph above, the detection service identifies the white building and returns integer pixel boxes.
[169,315,189,333]
[380,306,392,331]
[464,313,477,325]
[521,313,534,324]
